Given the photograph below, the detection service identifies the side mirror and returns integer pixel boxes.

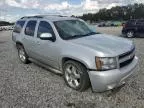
[39,33,53,40]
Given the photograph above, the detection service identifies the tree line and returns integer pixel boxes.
[0,21,14,26]
[78,3,144,22]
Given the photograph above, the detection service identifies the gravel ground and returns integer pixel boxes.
[0,29,144,108]
[96,26,123,36]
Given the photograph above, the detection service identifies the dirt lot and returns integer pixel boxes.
[0,28,144,108]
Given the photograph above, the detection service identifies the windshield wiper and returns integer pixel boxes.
[67,32,99,40]
[72,32,98,37]
[84,32,98,36]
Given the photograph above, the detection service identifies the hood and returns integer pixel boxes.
[69,34,134,57]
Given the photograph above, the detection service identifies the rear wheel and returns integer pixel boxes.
[126,31,135,38]
[63,60,90,91]
[17,45,30,64]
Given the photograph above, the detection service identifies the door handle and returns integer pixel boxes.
[36,41,40,45]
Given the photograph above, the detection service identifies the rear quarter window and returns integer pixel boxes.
[13,21,25,33]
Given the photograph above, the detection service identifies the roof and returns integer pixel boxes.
[20,15,77,22]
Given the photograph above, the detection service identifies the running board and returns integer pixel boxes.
[29,58,63,75]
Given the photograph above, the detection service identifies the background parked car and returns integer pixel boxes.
[98,22,105,27]
[112,21,122,27]
[0,26,14,31]
[98,21,123,27]
[122,19,144,38]
[104,21,113,27]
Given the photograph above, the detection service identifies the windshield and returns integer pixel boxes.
[54,20,98,40]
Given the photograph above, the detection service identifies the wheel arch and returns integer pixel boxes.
[127,29,136,33]
[61,57,89,71]
[16,41,28,55]
[16,41,23,48]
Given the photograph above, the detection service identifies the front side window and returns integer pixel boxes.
[54,20,97,40]
[25,20,37,36]
[37,21,55,38]
[13,21,25,33]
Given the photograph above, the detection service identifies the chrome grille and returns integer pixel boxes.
[119,47,135,68]
[119,47,135,59]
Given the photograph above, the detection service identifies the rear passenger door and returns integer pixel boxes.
[22,20,37,57]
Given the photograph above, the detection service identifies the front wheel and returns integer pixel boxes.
[63,60,90,91]
[126,31,135,38]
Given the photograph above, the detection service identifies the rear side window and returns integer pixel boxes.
[25,20,37,36]
[37,21,55,38]
[13,21,25,33]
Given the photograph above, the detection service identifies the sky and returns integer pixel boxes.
[0,0,143,22]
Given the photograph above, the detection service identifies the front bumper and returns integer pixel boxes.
[88,56,139,92]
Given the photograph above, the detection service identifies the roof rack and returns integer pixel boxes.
[34,14,68,17]
[20,16,43,19]
[20,14,68,19]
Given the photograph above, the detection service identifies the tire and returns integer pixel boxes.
[17,45,30,64]
[63,60,90,91]
[126,31,135,38]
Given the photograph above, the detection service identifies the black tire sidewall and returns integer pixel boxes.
[126,31,135,38]
[63,60,90,91]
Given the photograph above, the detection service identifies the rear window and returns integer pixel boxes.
[13,21,25,33]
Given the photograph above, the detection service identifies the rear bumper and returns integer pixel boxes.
[88,56,139,92]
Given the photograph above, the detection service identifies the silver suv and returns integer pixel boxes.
[12,15,138,92]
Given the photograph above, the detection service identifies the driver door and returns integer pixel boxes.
[33,20,59,69]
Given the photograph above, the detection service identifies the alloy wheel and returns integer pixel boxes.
[65,64,81,88]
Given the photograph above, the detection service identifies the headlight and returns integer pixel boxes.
[95,57,117,71]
